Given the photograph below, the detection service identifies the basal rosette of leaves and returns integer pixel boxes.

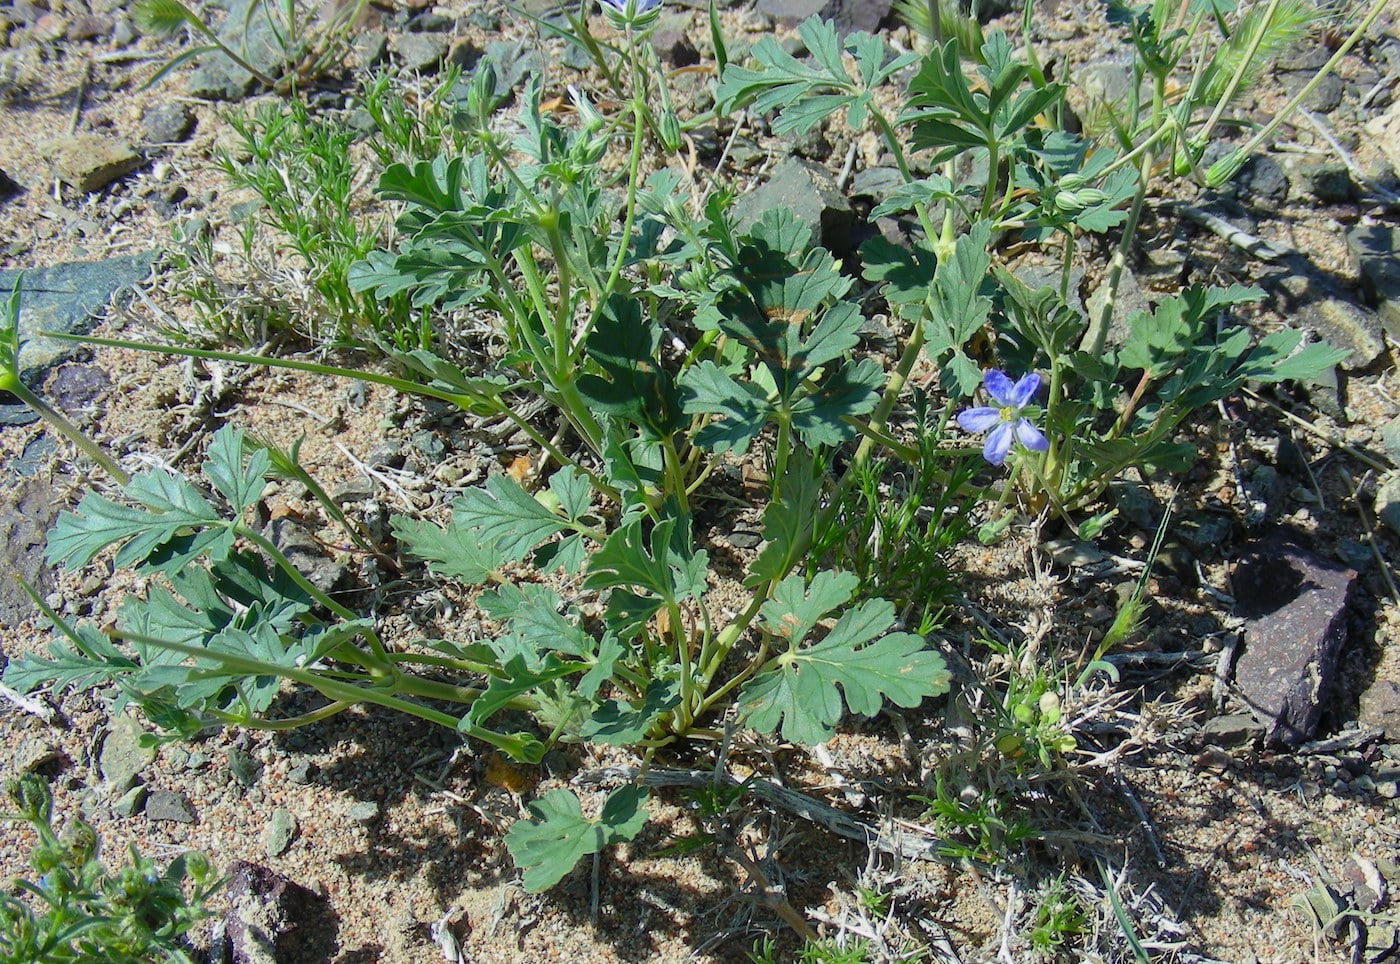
[7,2,1363,896]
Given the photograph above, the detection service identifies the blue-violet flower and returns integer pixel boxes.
[957,370,1049,466]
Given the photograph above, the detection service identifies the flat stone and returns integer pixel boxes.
[0,251,157,386]
[0,477,60,625]
[98,711,155,793]
[11,738,64,773]
[146,789,197,824]
[264,808,297,857]
[1232,530,1356,747]
[1201,713,1265,747]
[391,32,449,72]
[738,156,855,259]
[1299,296,1384,372]
[112,784,147,818]
[1359,680,1400,741]
[1295,161,1355,203]
[141,103,196,144]
[39,134,142,192]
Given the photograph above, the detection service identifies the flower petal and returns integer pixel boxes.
[957,406,1001,433]
[983,423,1014,466]
[1015,419,1049,452]
[1008,372,1041,409]
[983,369,1014,406]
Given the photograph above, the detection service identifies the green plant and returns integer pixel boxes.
[9,0,1374,910]
[0,775,220,964]
[215,98,423,348]
[1027,875,1086,956]
[914,771,1036,864]
[133,0,368,92]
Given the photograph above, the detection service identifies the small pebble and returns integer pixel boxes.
[112,784,147,818]
[348,801,380,824]
[264,807,297,857]
[146,789,197,824]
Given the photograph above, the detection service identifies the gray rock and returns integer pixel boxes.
[1298,295,1384,371]
[1295,161,1355,203]
[39,134,142,192]
[1234,154,1288,206]
[112,784,147,818]
[738,157,854,258]
[1380,416,1400,464]
[98,712,155,793]
[1176,511,1232,553]
[1111,480,1162,532]
[0,477,60,625]
[1376,472,1400,538]
[1232,530,1356,747]
[266,517,347,595]
[1359,680,1400,741]
[1346,223,1400,338]
[146,789,197,824]
[759,0,891,33]
[1083,265,1150,352]
[110,14,136,46]
[350,31,387,69]
[0,251,158,387]
[1335,539,1371,572]
[65,13,112,40]
[264,808,297,856]
[483,40,544,93]
[12,738,64,773]
[186,0,293,99]
[391,32,449,73]
[849,166,904,199]
[141,103,195,144]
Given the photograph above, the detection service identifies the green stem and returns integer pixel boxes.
[2,380,130,485]
[1206,0,1390,187]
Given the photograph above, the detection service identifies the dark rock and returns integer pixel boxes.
[1176,511,1232,553]
[0,477,60,624]
[1346,223,1400,338]
[216,861,327,964]
[1232,530,1356,747]
[146,789,197,823]
[1359,680,1400,741]
[39,133,142,192]
[141,103,196,144]
[0,167,20,199]
[8,435,55,474]
[391,32,449,72]
[1296,161,1355,203]
[652,28,699,68]
[0,251,158,387]
[47,363,110,412]
[739,156,855,259]
[1233,154,1288,206]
